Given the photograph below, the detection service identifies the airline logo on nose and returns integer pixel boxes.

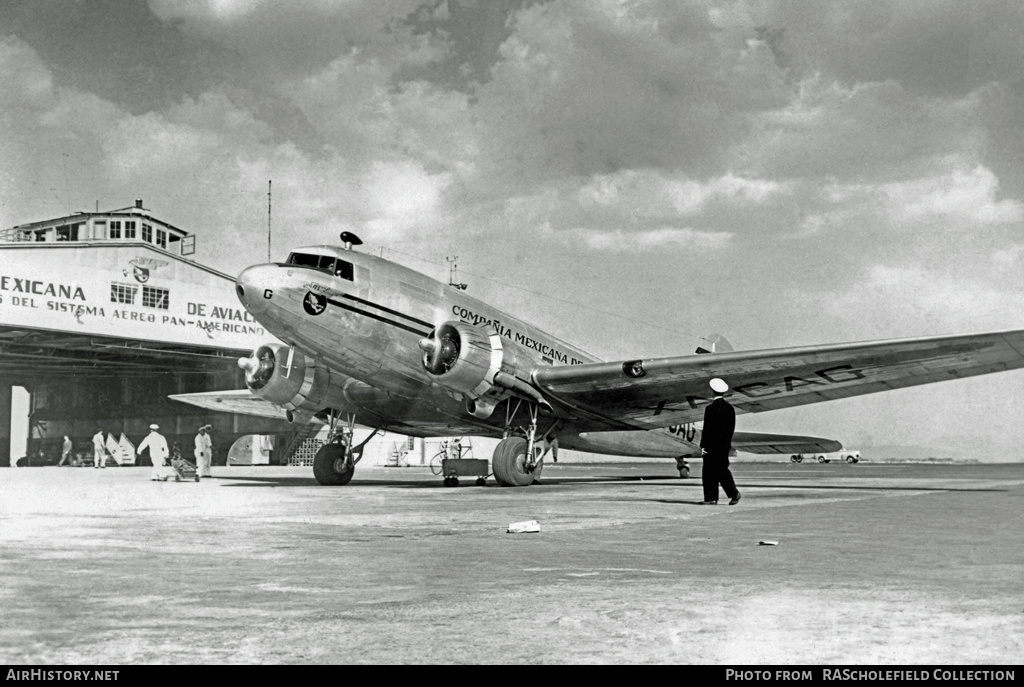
[303,291,327,316]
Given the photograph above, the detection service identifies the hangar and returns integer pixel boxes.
[0,200,296,467]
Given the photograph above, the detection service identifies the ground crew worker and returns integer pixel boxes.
[194,424,213,478]
[58,436,73,466]
[92,430,107,469]
[447,437,462,461]
[699,378,741,505]
[138,424,170,481]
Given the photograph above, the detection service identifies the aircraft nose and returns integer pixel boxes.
[235,265,276,316]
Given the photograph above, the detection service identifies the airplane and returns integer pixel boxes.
[173,231,1024,487]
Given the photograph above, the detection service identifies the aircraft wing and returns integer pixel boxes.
[533,329,1024,430]
[730,432,842,455]
[169,390,287,420]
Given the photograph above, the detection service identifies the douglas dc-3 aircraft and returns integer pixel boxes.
[173,232,1024,487]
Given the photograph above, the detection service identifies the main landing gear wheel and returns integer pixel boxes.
[491,437,544,487]
[313,443,355,486]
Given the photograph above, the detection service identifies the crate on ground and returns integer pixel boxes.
[288,438,325,466]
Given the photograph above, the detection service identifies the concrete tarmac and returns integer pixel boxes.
[1,461,1022,664]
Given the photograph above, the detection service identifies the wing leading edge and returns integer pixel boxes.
[533,329,1024,430]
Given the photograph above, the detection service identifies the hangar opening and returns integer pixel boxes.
[0,200,298,468]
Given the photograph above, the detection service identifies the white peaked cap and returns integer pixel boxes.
[149,424,159,430]
[709,378,729,393]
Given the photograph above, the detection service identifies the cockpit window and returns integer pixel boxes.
[286,252,354,281]
[287,252,320,267]
[334,259,354,281]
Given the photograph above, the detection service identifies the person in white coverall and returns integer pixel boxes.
[138,424,170,481]
[92,430,107,469]
[194,425,213,478]
[58,436,73,466]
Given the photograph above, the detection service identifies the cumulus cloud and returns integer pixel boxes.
[884,165,1023,225]
[575,226,732,252]
[799,162,1024,239]
[739,77,987,181]
[147,0,430,80]
[823,264,1024,335]
[579,170,789,215]
[469,0,791,191]
[0,32,451,274]
[0,35,54,111]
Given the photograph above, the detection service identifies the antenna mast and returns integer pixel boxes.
[267,180,272,262]
[446,256,467,290]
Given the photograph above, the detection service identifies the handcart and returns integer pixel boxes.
[429,438,489,486]
[441,458,490,487]
[169,444,200,482]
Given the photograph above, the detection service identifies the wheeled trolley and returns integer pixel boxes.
[170,456,201,482]
[440,458,490,487]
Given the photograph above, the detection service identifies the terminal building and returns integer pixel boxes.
[0,200,301,467]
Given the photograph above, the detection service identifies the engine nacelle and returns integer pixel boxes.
[418,321,525,418]
[238,343,346,416]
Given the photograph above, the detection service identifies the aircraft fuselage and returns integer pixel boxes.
[234,245,700,456]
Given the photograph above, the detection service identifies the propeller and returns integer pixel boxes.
[238,346,276,390]
[419,327,460,375]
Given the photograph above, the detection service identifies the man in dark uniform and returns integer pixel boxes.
[699,378,741,505]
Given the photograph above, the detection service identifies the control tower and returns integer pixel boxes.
[0,200,292,466]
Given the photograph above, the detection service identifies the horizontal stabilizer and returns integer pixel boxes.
[169,389,286,420]
[731,431,842,455]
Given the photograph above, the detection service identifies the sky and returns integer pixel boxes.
[2,0,1024,457]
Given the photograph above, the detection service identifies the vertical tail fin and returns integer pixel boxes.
[695,333,734,355]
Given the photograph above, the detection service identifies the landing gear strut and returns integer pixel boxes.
[312,412,381,486]
[491,401,557,487]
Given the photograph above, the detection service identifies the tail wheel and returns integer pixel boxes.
[313,443,355,486]
[492,437,544,487]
